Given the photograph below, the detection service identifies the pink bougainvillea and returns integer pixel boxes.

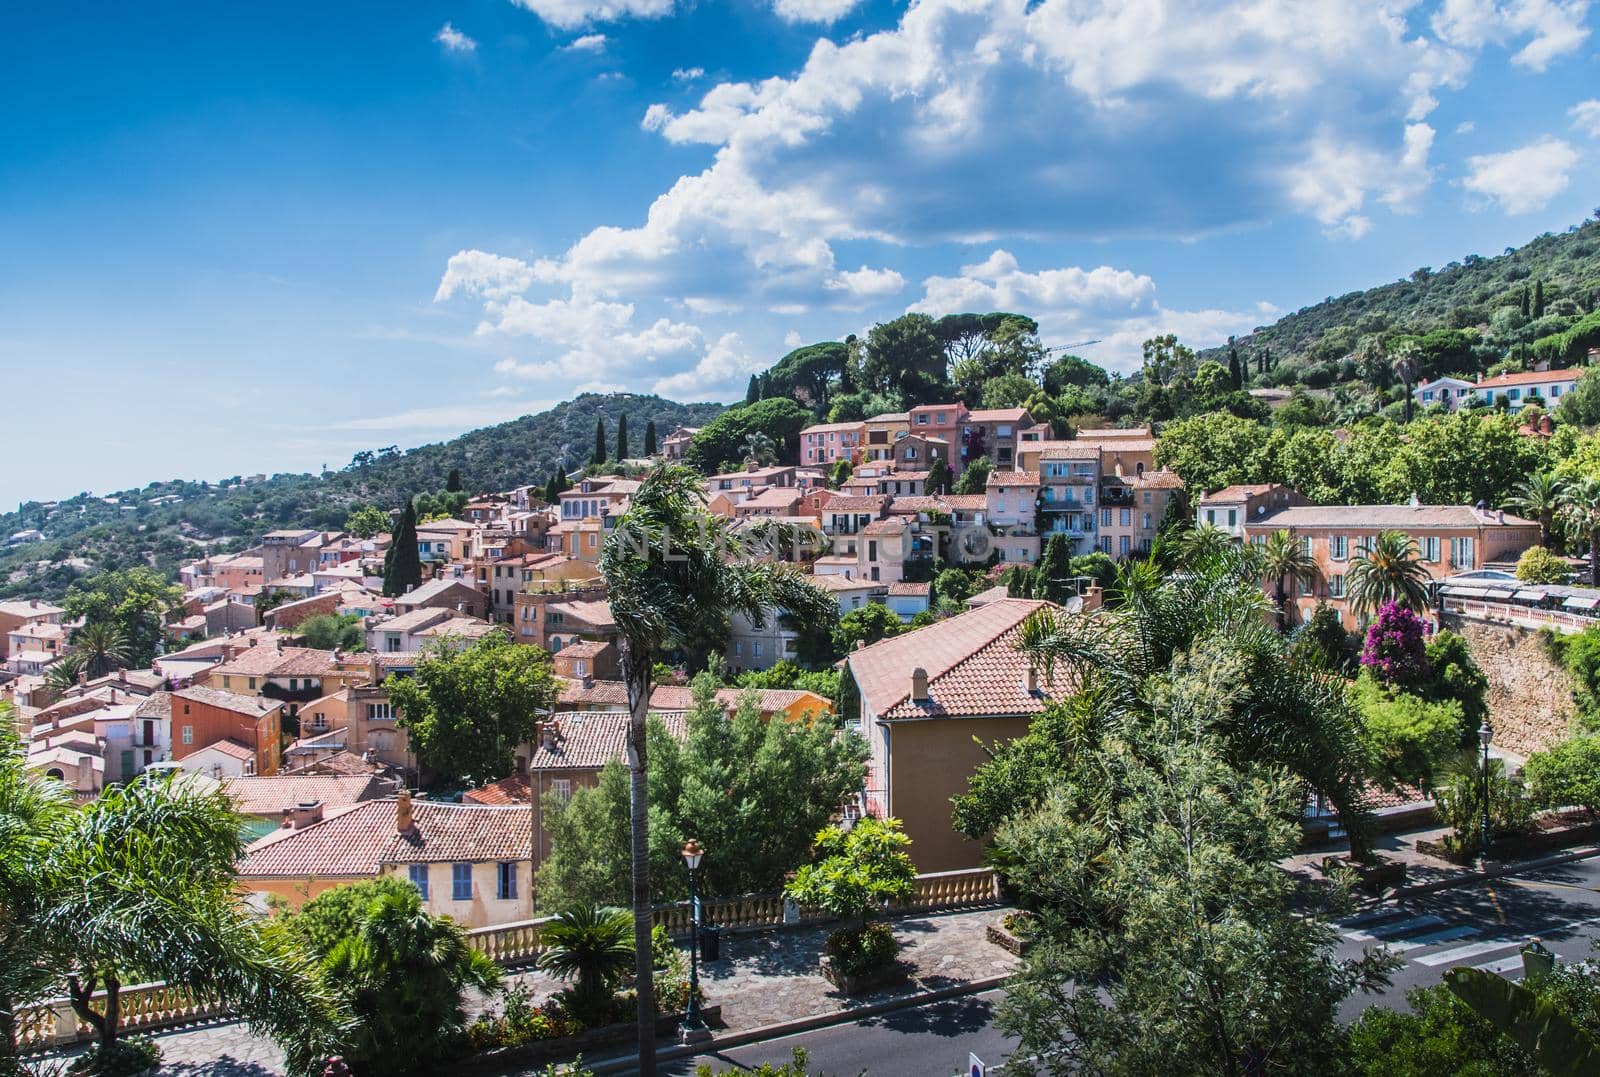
[1360,601,1431,688]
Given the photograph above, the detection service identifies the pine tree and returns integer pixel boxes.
[616,414,630,460]
[1534,279,1546,319]
[383,500,423,597]
[643,420,658,457]
[1228,343,1243,390]
[446,468,461,493]
[927,453,951,495]
[592,416,607,465]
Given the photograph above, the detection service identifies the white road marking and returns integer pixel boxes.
[1416,939,1519,966]
[1343,914,1445,942]
[1387,925,1480,953]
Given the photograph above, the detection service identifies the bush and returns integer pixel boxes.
[1434,759,1534,857]
[1525,735,1600,814]
[823,921,900,977]
[1417,630,1490,747]
[696,1048,825,1077]
[1360,602,1432,690]
[1349,675,1462,793]
[1516,546,1570,584]
[67,1037,162,1077]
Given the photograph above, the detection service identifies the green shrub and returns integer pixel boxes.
[823,921,899,977]
[1349,674,1462,792]
[1515,546,1569,584]
[67,1036,161,1077]
[1434,759,1534,857]
[1525,735,1600,814]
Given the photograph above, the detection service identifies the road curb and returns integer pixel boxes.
[1381,844,1600,903]
[583,975,1012,1074]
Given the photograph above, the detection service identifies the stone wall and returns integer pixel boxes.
[1443,614,1575,757]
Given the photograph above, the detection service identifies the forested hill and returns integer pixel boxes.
[1204,217,1600,383]
[0,393,723,601]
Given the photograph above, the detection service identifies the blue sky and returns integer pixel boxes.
[3,0,1598,507]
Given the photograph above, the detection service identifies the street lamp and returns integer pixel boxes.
[680,839,707,1044]
[1479,721,1494,865]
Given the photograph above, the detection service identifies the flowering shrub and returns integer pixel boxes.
[1360,601,1431,688]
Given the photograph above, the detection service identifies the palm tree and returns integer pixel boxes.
[599,463,837,1073]
[1390,341,1422,423]
[1511,472,1564,551]
[1347,531,1430,620]
[72,621,132,679]
[740,431,778,466]
[1259,530,1318,630]
[537,905,634,1022]
[41,652,86,694]
[1561,476,1600,587]
[1177,523,1233,567]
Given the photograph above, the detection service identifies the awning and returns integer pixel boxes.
[1563,596,1600,611]
[1513,590,1549,602]
[1482,588,1516,600]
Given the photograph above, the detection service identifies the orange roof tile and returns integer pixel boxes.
[239,798,531,877]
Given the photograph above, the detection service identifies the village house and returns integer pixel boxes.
[848,598,1075,872]
[962,407,1034,470]
[392,577,489,619]
[0,599,64,660]
[798,420,863,466]
[1242,500,1542,628]
[906,403,967,467]
[660,425,699,462]
[861,412,911,462]
[171,685,283,776]
[236,792,534,927]
[1098,468,1184,559]
[1196,483,1308,539]
[1074,426,1158,479]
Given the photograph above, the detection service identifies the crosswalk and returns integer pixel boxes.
[1333,907,1597,977]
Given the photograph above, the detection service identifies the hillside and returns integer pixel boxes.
[1203,217,1600,386]
[0,393,723,601]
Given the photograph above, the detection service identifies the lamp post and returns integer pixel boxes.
[680,839,706,1044]
[1478,721,1494,865]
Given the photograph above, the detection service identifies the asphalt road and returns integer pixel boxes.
[654,855,1600,1075]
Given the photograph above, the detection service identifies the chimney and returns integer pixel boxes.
[281,807,293,829]
[910,666,929,702]
[1023,665,1039,694]
[746,458,758,473]
[1497,510,1505,524]
[1082,584,1104,613]
[1408,493,1421,507]
[405,583,414,594]
[292,800,324,828]
[540,719,561,750]
[77,670,87,687]
[117,668,126,684]
[396,789,415,835]
[1543,414,1555,435]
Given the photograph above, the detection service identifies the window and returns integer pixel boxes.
[1119,508,1131,527]
[752,641,763,658]
[366,702,393,721]
[1553,385,1563,397]
[182,725,193,744]
[1419,536,1441,563]
[247,677,257,690]
[497,862,518,901]
[1329,574,1345,598]
[409,864,429,900]
[1508,389,1521,401]
[1451,536,1475,567]
[1142,513,1152,529]
[1206,509,1216,525]
[1100,508,1112,527]
[1422,390,1434,401]
[551,778,572,801]
[1227,509,1238,528]
[1299,574,1313,596]
[1330,535,1348,561]
[1299,536,1313,558]
[1119,535,1130,557]
[733,641,743,656]
[452,863,472,901]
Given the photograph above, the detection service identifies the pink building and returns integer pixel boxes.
[906,403,967,469]
[798,421,863,467]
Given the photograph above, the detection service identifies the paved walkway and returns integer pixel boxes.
[48,908,1013,1076]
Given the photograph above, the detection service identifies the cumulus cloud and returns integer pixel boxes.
[911,250,1268,371]
[771,0,861,24]
[672,67,705,82]
[510,0,672,30]
[784,330,803,347]
[435,22,478,52]
[1431,0,1591,71]
[651,333,763,397]
[563,33,609,51]
[435,250,554,301]
[1462,136,1580,214]
[827,266,906,300]
[1571,99,1600,137]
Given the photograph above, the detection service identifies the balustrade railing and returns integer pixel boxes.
[15,868,999,1052]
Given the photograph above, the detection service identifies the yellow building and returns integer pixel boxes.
[861,412,911,462]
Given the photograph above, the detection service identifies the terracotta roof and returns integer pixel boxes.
[805,574,885,593]
[463,775,531,805]
[546,599,616,630]
[848,598,1070,720]
[558,678,632,707]
[239,798,532,877]
[133,692,172,720]
[965,584,1011,607]
[801,421,865,434]
[941,495,988,511]
[986,470,1040,487]
[887,581,931,596]
[269,649,342,677]
[1133,468,1184,489]
[966,408,1030,422]
[286,751,390,778]
[1200,484,1280,502]
[198,738,256,762]
[174,685,280,718]
[556,639,612,659]
[648,686,828,715]
[372,607,456,634]
[1075,426,1154,440]
[1253,505,1539,530]
[1476,367,1582,388]
[224,773,392,817]
[0,600,65,617]
[825,495,890,513]
[1025,440,1101,460]
[865,412,910,423]
[739,488,804,509]
[861,518,907,537]
[396,578,485,606]
[529,711,688,770]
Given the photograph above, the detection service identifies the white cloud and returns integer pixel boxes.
[338,399,558,431]
[1431,0,1590,71]
[435,22,477,53]
[672,67,705,82]
[1462,136,1580,214]
[651,333,763,397]
[509,0,672,30]
[772,0,860,24]
[910,250,1266,371]
[564,33,609,51]
[827,266,906,300]
[1571,99,1600,138]
[435,250,555,301]
[784,330,803,347]
[1455,119,1477,134]
[1284,123,1435,237]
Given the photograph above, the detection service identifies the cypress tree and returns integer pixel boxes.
[383,500,423,597]
[616,414,630,460]
[1228,343,1243,390]
[1520,285,1531,318]
[592,416,607,465]
[446,468,461,493]
[927,453,951,495]
[644,419,658,457]
[543,472,559,503]
[1534,279,1546,319]
[745,375,761,405]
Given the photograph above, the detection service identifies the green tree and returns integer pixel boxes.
[1418,629,1490,744]
[863,314,945,404]
[298,613,365,652]
[1177,523,1233,568]
[644,419,657,457]
[952,455,991,495]
[685,399,811,473]
[1525,735,1600,815]
[285,877,500,1074]
[72,620,133,679]
[1041,353,1110,395]
[343,504,389,539]
[1511,473,1565,550]
[784,817,915,936]
[616,414,630,460]
[1348,531,1430,619]
[925,453,951,495]
[62,567,182,669]
[835,601,904,651]
[1349,675,1462,793]
[1153,412,1273,493]
[1561,476,1600,587]
[1515,545,1569,584]
[1292,602,1357,672]
[381,499,422,598]
[386,632,558,788]
[445,468,462,493]
[981,373,1037,410]
[537,905,634,1024]
[828,458,853,490]
[741,430,778,466]
[598,464,838,1073]
[1259,529,1317,630]
[593,416,607,465]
